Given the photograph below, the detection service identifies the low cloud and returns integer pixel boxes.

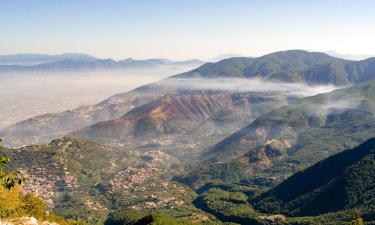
[161,77,340,97]
[309,96,364,118]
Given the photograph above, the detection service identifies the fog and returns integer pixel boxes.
[164,77,339,97]
[0,65,195,128]
[311,96,364,118]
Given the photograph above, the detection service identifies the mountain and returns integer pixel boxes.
[0,57,205,74]
[0,53,98,65]
[253,138,375,217]
[69,91,287,159]
[3,50,375,148]
[177,50,375,85]
[204,80,375,174]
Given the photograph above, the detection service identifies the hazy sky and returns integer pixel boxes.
[1,0,374,60]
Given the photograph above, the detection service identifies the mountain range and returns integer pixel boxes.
[0,53,98,65]
[0,55,204,74]
[2,50,375,149]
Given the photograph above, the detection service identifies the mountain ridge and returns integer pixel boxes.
[175,50,375,85]
[0,57,205,74]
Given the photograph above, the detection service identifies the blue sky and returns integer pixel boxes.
[1,0,374,60]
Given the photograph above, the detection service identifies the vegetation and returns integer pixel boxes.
[177,160,252,189]
[106,212,193,225]
[0,139,27,190]
[105,209,147,225]
[192,185,264,225]
[105,209,227,225]
[253,138,375,216]
[0,156,28,190]
[0,186,85,224]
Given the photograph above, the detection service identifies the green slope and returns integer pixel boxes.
[254,138,375,217]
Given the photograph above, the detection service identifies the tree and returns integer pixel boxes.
[0,141,28,190]
[351,217,364,225]
[351,210,364,225]
[0,156,10,174]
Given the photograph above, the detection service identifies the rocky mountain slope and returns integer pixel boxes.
[69,91,287,159]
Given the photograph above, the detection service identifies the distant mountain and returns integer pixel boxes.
[177,50,375,85]
[254,138,375,217]
[0,53,98,65]
[0,57,205,74]
[205,80,375,170]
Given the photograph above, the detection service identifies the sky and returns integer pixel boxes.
[1,0,375,60]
